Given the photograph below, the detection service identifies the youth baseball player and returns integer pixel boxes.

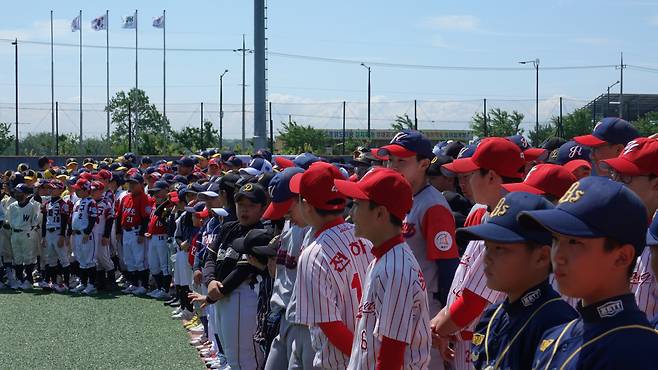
[70,179,98,294]
[290,162,373,369]
[334,167,431,370]
[146,180,173,299]
[90,181,115,291]
[0,190,15,288]
[41,180,70,292]
[6,184,41,290]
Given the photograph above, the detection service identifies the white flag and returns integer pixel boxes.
[152,15,165,29]
[91,15,107,31]
[71,15,81,32]
[121,12,137,29]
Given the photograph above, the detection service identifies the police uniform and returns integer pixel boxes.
[470,280,578,370]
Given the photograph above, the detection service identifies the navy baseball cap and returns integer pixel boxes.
[234,183,268,205]
[647,212,658,246]
[127,173,144,184]
[263,167,305,220]
[518,176,648,254]
[176,156,196,167]
[440,143,478,177]
[141,156,152,165]
[253,148,273,162]
[507,135,531,151]
[375,130,434,159]
[433,142,449,157]
[147,180,169,193]
[548,140,591,165]
[573,117,640,147]
[172,175,189,185]
[185,201,206,214]
[457,192,554,245]
[293,152,320,170]
[240,157,273,177]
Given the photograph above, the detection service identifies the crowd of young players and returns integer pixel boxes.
[1,116,657,369]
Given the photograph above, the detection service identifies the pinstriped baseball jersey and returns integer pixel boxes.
[285,226,316,323]
[45,198,69,229]
[347,239,431,370]
[92,199,112,235]
[71,197,97,231]
[294,221,373,369]
[631,246,657,319]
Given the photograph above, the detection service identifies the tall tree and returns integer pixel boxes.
[171,120,220,153]
[106,88,173,155]
[0,122,14,155]
[277,120,329,154]
[391,114,415,131]
[471,108,525,138]
[632,111,658,137]
[557,108,593,140]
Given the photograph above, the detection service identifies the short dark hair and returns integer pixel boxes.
[368,200,402,227]
[478,168,523,184]
[603,237,637,277]
[526,241,552,274]
[314,198,345,217]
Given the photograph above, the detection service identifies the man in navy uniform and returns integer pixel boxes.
[519,176,658,369]
[459,192,578,370]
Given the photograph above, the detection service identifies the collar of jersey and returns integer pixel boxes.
[577,293,638,323]
[503,279,551,315]
[372,234,405,259]
[314,217,345,237]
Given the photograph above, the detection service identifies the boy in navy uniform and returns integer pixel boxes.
[519,176,658,369]
[458,192,578,370]
[646,214,658,329]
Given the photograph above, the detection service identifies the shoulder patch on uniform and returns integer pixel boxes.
[434,231,452,251]
[472,333,485,346]
[539,339,554,352]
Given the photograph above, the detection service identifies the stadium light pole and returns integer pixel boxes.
[606,80,620,117]
[519,58,539,135]
[219,69,228,149]
[12,38,18,155]
[360,63,371,142]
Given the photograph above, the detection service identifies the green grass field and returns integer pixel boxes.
[0,288,205,370]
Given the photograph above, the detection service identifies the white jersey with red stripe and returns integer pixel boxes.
[44,198,69,229]
[403,184,458,296]
[347,240,431,370]
[71,197,97,232]
[92,198,112,236]
[631,246,658,319]
[294,221,373,369]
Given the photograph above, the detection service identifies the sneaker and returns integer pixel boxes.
[53,283,68,293]
[146,289,158,297]
[184,317,200,328]
[82,284,97,295]
[70,283,86,293]
[132,286,147,295]
[115,275,125,284]
[189,336,207,346]
[20,280,32,290]
[188,324,205,334]
[210,359,229,370]
[154,289,169,299]
[168,300,181,307]
[171,307,182,315]
[121,285,137,294]
[171,309,194,320]
[164,295,177,305]
[38,280,51,289]
[199,349,215,357]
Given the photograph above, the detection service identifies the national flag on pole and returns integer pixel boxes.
[71,15,81,32]
[91,15,107,31]
[121,12,137,29]
[152,15,165,29]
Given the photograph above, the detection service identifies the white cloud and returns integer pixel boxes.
[424,15,480,32]
[0,19,70,42]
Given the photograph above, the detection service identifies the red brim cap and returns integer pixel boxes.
[289,173,303,194]
[599,157,640,176]
[274,156,295,169]
[373,144,415,159]
[445,157,480,174]
[195,209,210,218]
[333,179,369,201]
[369,149,390,161]
[564,160,591,174]
[501,182,545,195]
[263,199,294,220]
[523,148,548,162]
[573,134,607,147]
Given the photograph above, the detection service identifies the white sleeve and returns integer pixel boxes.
[296,249,341,325]
[374,253,416,343]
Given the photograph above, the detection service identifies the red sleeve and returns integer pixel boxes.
[448,288,488,328]
[376,336,405,370]
[464,207,486,227]
[422,204,458,260]
[318,321,354,356]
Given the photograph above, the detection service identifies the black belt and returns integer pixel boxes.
[13,229,24,232]
[47,227,61,232]
[123,226,139,232]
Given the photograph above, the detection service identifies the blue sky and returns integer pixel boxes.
[1,0,658,138]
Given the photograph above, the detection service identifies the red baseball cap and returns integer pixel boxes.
[90,181,105,191]
[523,148,548,163]
[502,164,576,198]
[274,156,295,169]
[334,168,412,220]
[79,172,95,181]
[168,191,180,204]
[289,162,346,211]
[208,158,221,167]
[445,137,525,179]
[72,179,91,191]
[95,169,112,181]
[600,137,658,176]
[563,159,591,175]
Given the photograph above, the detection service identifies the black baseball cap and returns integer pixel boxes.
[234,183,268,205]
[147,180,169,193]
[232,229,277,257]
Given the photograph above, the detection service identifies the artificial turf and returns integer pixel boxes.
[0,288,205,369]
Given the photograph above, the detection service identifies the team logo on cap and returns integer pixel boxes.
[549,149,559,161]
[524,166,539,182]
[559,182,584,204]
[569,145,583,159]
[622,140,640,156]
[243,183,254,192]
[457,147,469,159]
[431,157,438,164]
[490,198,510,218]
[597,300,624,318]
[391,131,408,144]
[268,185,275,198]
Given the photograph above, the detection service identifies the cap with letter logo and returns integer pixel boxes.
[518,176,648,254]
[600,137,658,176]
[573,117,640,147]
[373,130,434,159]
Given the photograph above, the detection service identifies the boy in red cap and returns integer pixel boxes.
[334,167,431,370]
[91,181,115,292]
[432,137,525,370]
[600,137,658,319]
[290,161,373,369]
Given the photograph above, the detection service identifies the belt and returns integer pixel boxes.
[73,230,83,235]
[47,227,61,232]
[13,229,24,233]
[152,234,167,240]
[123,226,139,232]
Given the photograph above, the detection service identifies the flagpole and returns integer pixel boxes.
[163,9,166,121]
[79,9,83,153]
[135,9,139,152]
[50,10,55,153]
[106,9,110,143]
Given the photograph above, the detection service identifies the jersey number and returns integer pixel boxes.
[351,273,362,302]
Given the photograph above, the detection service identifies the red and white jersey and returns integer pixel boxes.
[402,185,458,295]
[347,237,431,370]
[71,197,97,232]
[294,220,373,369]
[631,246,658,319]
[92,198,112,236]
[44,198,70,229]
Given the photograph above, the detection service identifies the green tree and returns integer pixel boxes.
[559,108,592,140]
[391,114,415,131]
[106,88,173,155]
[171,120,220,153]
[470,108,525,138]
[277,120,329,154]
[527,124,556,147]
[0,122,15,155]
[632,111,658,137]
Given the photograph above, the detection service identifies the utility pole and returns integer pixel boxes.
[12,39,18,155]
[219,69,228,149]
[342,101,346,155]
[414,100,418,131]
[519,59,540,135]
[234,35,252,150]
[619,52,625,118]
[360,63,372,141]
